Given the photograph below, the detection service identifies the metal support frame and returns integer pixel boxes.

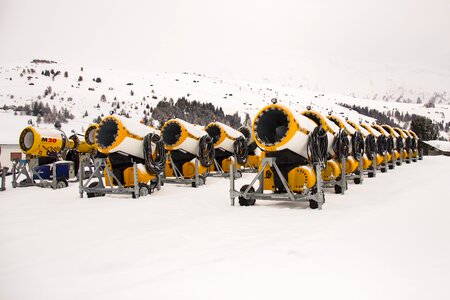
[388,150,396,170]
[230,157,325,208]
[345,156,364,184]
[0,167,7,191]
[396,149,403,166]
[161,153,205,187]
[365,155,377,178]
[240,156,259,174]
[209,155,242,178]
[323,156,348,195]
[405,149,412,164]
[79,158,160,198]
[418,148,423,160]
[11,159,60,189]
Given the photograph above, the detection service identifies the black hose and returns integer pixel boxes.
[198,135,215,167]
[377,135,387,155]
[332,129,350,159]
[365,134,377,160]
[386,136,394,153]
[396,136,404,151]
[404,137,412,151]
[143,133,166,175]
[307,125,328,166]
[234,136,248,165]
[351,131,365,160]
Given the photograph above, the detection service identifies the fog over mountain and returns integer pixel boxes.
[0,0,449,100]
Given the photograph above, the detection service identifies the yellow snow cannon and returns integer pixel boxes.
[300,110,357,193]
[205,121,248,175]
[15,125,75,189]
[92,115,166,195]
[230,102,327,209]
[69,133,94,154]
[237,126,261,170]
[84,124,98,147]
[327,115,370,171]
[19,126,70,158]
[359,123,386,166]
[161,118,214,187]
[345,119,378,173]
[399,129,414,163]
[371,124,397,170]
[381,125,403,162]
[408,130,420,160]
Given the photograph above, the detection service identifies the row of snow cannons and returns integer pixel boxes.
[229,99,422,209]
[11,113,258,198]
[11,99,422,206]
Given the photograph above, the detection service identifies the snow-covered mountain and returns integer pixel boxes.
[0,60,449,144]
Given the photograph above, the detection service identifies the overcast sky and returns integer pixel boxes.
[0,0,449,81]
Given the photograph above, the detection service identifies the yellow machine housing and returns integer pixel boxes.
[260,159,316,192]
[322,159,341,181]
[164,159,208,179]
[19,126,69,157]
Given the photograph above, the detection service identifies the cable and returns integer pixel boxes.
[143,133,166,175]
[396,136,404,151]
[198,135,215,167]
[351,131,365,160]
[233,136,248,165]
[332,129,350,159]
[386,136,394,153]
[365,134,377,160]
[377,135,387,155]
[307,125,328,166]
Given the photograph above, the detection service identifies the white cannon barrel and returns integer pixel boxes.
[95,115,159,159]
[205,121,244,153]
[252,104,318,158]
[161,118,208,156]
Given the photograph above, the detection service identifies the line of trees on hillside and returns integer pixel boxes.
[149,97,241,128]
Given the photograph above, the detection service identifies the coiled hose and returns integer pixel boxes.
[233,136,248,165]
[377,135,387,155]
[143,133,166,175]
[351,131,365,160]
[386,136,394,153]
[332,129,350,160]
[198,135,215,167]
[404,137,412,151]
[307,125,328,166]
[396,136,404,151]
[365,134,377,160]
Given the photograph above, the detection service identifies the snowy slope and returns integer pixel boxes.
[1,61,448,143]
[0,156,449,300]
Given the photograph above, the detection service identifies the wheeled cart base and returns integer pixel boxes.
[229,157,325,209]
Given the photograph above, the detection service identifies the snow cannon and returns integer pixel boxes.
[230,102,327,209]
[381,125,403,162]
[408,130,420,160]
[161,118,214,186]
[237,126,261,170]
[69,134,94,154]
[19,126,70,158]
[14,125,75,189]
[371,124,396,170]
[327,115,370,170]
[300,110,357,194]
[359,123,387,166]
[84,124,98,146]
[345,120,377,166]
[392,128,411,162]
[93,115,166,194]
[205,121,248,175]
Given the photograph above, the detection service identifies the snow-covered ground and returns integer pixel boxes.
[1,156,449,300]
